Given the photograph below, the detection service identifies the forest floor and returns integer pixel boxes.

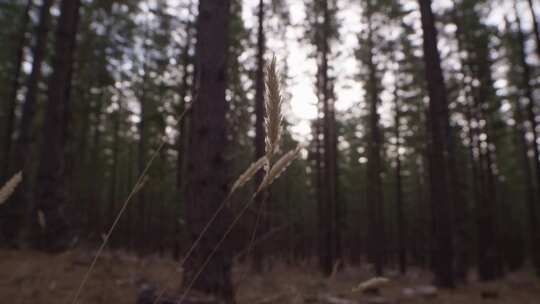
[1,249,539,304]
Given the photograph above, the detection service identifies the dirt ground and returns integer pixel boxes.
[1,249,539,304]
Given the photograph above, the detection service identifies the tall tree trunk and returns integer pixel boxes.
[90,97,103,238]
[252,0,267,273]
[1,0,54,246]
[137,40,150,254]
[14,0,54,174]
[365,6,385,275]
[393,82,406,275]
[182,0,234,301]
[174,15,194,261]
[33,0,81,252]
[418,0,455,288]
[1,0,32,181]
[107,96,121,247]
[515,8,540,276]
[318,0,339,276]
[513,100,538,273]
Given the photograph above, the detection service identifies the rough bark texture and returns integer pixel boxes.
[0,0,54,246]
[515,9,540,276]
[1,0,32,181]
[174,16,193,261]
[182,0,235,302]
[318,0,340,276]
[365,6,385,276]
[33,0,81,252]
[418,0,455,288]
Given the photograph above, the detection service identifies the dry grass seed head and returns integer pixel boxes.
[230,156,267,194]
[0,171,23,205]
[258,145,301,192]
[264,55,283,160]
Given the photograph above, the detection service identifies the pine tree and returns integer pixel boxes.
[33,0,81,251]
[182,0,235,301]
[417,0,455,287]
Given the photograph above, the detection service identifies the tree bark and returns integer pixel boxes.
[1,0,32,181]
[0,0,54,246]
[364,3,385,275]
[418,0,455,288]
[174,14,194,261]
[318,0,339,276]
[33,0,81,252]
[182,0,235,301]
[515,8,540,276]
[393,81,406,275]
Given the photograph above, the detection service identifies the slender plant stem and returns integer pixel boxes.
[177,193,257,304]
[234,193,266,287]
[71,107,190,304]
[151,191,233,304]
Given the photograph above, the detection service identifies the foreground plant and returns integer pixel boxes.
[152,55,301,304]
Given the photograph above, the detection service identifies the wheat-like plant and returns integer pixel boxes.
[264,56,283,161]
[0,171,22,205]
[176,55,301,304]
[258,145,301,192]
[230,156,267,195]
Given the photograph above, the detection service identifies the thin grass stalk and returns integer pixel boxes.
[151,191,234,304]
[153,147,268,303]
[177,192,258,304]
[233,223,290,262]
[71,107,190,304]
[234,193,266,286]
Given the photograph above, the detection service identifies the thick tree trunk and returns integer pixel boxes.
[1,0,32,181]
[1,0,54,246]
[182,0,234,301]
[33,0,81,252]
[515,9,540,276]
[365,8,385,276]
[418,0,455,288]
[14,0,54,173]
[318,0,339,276]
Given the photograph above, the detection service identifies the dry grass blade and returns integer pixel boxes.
[264,55,283,159]
[230,156,267,195]
[178,193,257,304]
[258,145,301,192]
[71,106,191,304]
[0,171,22,205]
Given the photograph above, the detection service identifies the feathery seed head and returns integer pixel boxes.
[258,145,301,192]
[231,156,268,194]
[264,55,283,159]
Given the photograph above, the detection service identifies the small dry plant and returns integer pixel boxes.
[155,56,301,303]
[71,56,299,304]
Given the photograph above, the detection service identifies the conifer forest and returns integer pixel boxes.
[2,0,540,303]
